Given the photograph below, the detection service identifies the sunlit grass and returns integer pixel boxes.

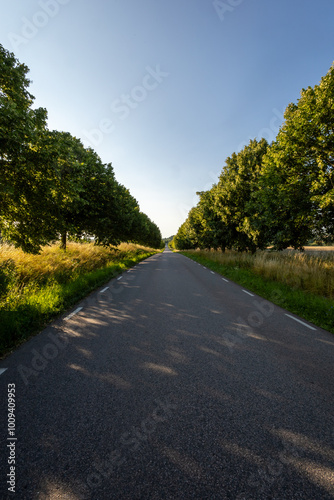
[181,248,334,334]
[183,248,334,299]
[0,242,156,285]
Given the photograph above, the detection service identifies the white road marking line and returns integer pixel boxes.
[285,314,317,331]
[203,266,207,269]
[117,276,123,280]
[242,290,254,297]
[65,307,83,321]
[100,287,109,293]
[211,271,215,274]
[222,278,229,282]
[0,368,7,375]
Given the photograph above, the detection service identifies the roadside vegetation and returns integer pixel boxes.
[0,242,160,357]
[180,248,334,334]
[0,45,164,358]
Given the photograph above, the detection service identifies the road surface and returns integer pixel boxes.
[1,248,333,499]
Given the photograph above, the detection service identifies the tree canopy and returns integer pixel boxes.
[0,44,162,252]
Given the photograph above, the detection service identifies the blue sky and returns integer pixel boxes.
[1,0,334,237]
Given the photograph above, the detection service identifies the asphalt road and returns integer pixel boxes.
[0,247,333,499]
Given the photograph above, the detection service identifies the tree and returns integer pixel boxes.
[173,139,269,252]
[0,44,51,252]
[255,64,334,249]
[254,139,315,250]
[130,210,162,248]
[37,131,121,250]
[173,216,197,250]
[214,138,269,252]
[188,186,229,250]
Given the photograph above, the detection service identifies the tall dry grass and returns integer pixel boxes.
[185,248,334,299]
[0,242,157,288]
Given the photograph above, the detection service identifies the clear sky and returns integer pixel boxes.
[1,0,334,238]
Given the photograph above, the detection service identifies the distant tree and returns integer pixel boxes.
[187,186,228,250]
[173,216,197,250]
[162,235,175,249]
[131,211,162,248]
[214,138,269,252]
[88,177,133,248]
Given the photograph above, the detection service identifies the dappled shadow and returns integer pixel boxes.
[0,251,333,499]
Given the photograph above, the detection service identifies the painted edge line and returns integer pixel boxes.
[222,278,229,282]
[100,287,109,293]
[117,276,123,281]
[242,290,254,297]
[202,266,207,269]
[210,271,215,275]
[0,368,7,375]
[285,314,317,331]
[65,307,83,321]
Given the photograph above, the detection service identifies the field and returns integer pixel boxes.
[302,246,334,252]
[0,242,160,357]
[180,247,334,334]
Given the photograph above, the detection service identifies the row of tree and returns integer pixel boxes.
[173,64,334,252]
[0,44,162,253]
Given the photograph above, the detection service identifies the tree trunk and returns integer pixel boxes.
[60,231,67,250]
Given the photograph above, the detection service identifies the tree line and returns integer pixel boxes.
[0,44,162,253]
[173,63,334,252]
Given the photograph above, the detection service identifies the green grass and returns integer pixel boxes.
[180,250,334,335]
[0,242,160,357]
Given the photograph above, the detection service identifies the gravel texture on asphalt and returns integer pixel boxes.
[0,248,333,499]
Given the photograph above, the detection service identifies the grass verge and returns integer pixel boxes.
[180,250,334,335]
[0,242,160,357]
